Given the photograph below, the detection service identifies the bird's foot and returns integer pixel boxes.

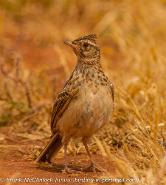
[63,165,83,174]
[63,166,75,174]
[82,162,102,172]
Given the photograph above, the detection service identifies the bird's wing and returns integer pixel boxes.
[50,85,79,133]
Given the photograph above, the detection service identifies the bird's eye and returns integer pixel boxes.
[83,43,89,49]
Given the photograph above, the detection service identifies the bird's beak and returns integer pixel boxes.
[64,40,77,54]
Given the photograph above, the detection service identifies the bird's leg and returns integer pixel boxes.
[83,139,93,165]
[64,141,70,172]
[82,139,101,172]
[63,140,81,173]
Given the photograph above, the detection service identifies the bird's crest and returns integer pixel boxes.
[74,34,97,43]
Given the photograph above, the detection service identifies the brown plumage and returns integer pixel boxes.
[36,34,114,172]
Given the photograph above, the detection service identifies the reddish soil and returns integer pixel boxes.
[0,144,116,185]
[0,128,116,185]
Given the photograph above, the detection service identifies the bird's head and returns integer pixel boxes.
[64,34,100,65]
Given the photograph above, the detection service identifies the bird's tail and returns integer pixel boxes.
[36,133,62,163]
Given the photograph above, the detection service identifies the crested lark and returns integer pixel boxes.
[36,34,114,172]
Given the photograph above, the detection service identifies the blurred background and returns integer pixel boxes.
[0,0,166,183]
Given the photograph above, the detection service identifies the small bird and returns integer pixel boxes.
[36,34,114,172]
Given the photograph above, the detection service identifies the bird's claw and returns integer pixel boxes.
[82,162,102,172]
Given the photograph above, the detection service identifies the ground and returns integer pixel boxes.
[0,130,115,185]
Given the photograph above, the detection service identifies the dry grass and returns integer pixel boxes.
[0,0,166,184]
